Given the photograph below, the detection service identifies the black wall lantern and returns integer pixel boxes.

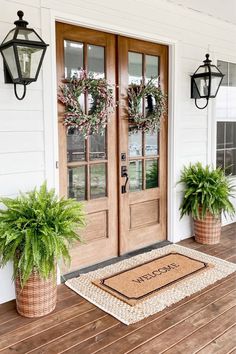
[0,11,49,100]
[191,54,224,109]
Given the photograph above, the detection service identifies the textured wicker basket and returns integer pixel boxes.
[15,270,57,318]
[193,211,221,245]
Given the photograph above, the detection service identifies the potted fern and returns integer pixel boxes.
[0,183,85,317]
[179,163,235,244]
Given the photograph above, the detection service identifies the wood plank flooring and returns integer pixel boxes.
[0,224,235,354]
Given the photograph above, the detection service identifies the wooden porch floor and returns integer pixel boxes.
[0,224,236,354]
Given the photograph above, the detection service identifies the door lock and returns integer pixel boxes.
[121,166,128,177]
[121,153,126,161]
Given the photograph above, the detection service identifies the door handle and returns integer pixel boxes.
[121,166,129,193]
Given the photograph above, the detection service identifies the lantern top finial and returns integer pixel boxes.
[203,53,211,64]
[14,10,28,28]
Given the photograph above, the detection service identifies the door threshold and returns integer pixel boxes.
[62,240,171,282]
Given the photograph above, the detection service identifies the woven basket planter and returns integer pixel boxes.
[193,211,221,245]
[15,270,57,318]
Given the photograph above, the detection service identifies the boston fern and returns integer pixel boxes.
[0,183,85,287]
[179,162,235,220]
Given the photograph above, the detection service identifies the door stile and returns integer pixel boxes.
[117,36,130,254]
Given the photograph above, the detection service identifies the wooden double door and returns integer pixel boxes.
[56,23,168,273]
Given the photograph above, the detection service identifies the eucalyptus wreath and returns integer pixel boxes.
[58,70,114,136]
[128,78,167,133]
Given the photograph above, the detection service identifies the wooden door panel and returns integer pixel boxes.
[118,36,168,254]
[130,200,159,229]
[56,23,118,272]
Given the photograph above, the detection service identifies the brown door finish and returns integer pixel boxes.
[56,23,118,272]
[118,36,168,254]
[56,24,168,272]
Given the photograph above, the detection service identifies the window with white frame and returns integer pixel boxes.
[216,60,236,175]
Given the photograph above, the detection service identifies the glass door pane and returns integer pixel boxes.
[64,40,83,78]
[67,130,86,162]
[128,52,142,85]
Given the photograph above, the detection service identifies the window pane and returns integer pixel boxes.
[225,149,236,175]
[146,55,159,82]
[64,40,83,79]
[90,132,107,160]
[67,166,86,201]
[226,122,236,148]
[229,63,236,87]
[129,160,142,192]
[146,159,158,189]
[90,163,106,199]
[217,122,225,150]
[128,52,142,85]
[129,129,142,157]
[216,150,224,170]
[145,132,158,156]
[88,45,105,78]
[67,130,85,162]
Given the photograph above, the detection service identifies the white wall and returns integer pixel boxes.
[0,0,236,303]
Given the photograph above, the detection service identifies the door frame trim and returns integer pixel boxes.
[40,9,180,275]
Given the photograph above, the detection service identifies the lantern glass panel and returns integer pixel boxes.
[1,46,18,79]
[195,65,209,75]
[211,65,221,74]
[16,45,44,79]
[194,76,210,97]
[16,29,42,42]
[210,76,222,97]
[2,29,15,44]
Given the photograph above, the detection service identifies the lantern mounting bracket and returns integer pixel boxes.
[14,83,27,100]
[194,98,209,110]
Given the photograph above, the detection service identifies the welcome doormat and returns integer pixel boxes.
[93,253,209,306]
[66,245,236,325]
